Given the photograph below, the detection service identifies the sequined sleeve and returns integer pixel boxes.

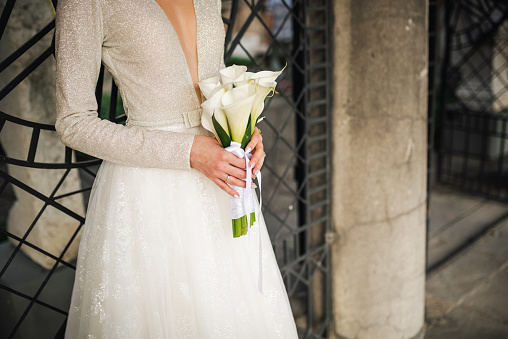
[55,0,195,170]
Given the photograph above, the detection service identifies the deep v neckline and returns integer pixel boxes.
[153,0,201,105]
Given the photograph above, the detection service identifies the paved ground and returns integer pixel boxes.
[425,185,508,339]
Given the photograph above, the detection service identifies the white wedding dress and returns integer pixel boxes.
[54,0,298,338]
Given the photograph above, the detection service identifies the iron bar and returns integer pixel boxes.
[0,168,72,280]
[8,208,82,338]
[0,170,85,222]
[0,228,77,270]
[27,127,40,163]
[0,46,54,101]
[0,0,16,40]
[0,284,68,316]
[0,20,55,73]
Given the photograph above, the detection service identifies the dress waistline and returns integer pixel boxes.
[126,108,202,129]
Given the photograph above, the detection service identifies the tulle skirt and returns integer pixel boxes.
[65,125,298,339]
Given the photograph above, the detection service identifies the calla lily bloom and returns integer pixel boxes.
[249,69,283,84]
[213,107,230,139]
[220,64,248,90]
[198,76,221,100]
[201,86,226,140]
[250,80,276,133]
[221,84,256,142]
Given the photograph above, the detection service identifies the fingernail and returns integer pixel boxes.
[234,194,240,199]
[251,183,257,188]
[250,162,256,169]
[255,169,260,176]
[246,147,251,153]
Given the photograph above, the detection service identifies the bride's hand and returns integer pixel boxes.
[245,127,265,178]
[190,135,247,197]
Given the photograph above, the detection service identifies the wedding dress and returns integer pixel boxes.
[54,0,298,338]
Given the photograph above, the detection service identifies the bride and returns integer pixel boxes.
[55,0,298,337]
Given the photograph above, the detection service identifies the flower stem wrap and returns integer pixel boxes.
[225,142,255,228]
[225,141,263,293]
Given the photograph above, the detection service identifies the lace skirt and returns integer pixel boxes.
[65,125,298,339]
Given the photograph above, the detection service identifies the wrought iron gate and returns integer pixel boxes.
[436,0,508,202]
[0,0,332,338]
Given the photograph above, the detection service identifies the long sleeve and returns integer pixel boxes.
[55,0,195,170]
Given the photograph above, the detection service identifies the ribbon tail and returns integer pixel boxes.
[258,231,263,293]
[257,171,263,294]
[257,171,262,213]
[245,154,252,242]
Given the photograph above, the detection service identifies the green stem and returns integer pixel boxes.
[232,212,257,238]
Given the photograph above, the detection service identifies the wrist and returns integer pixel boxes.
[190,135,207,169]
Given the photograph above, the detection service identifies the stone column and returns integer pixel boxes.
[330,1,427,338]
[0,0,84,269]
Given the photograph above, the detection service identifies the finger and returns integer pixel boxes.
[250,147,264,168]
[226,176,247,188]
[224,152,247,169]
[227,165,247,180]
[252,164,263,178]
[245,129,262,153]
[214,178,240,197]
[250,145,264,176]
[252,156,264,178]
[245,139,259,155]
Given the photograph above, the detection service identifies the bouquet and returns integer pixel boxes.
[198,64,283,238]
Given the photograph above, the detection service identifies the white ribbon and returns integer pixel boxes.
[225,142,254,224]
[256,170,263,293]
[225,141,263,293]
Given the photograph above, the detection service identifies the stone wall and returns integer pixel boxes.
[0,0,84,269]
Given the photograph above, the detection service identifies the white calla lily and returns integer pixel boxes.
[220,64,248,90]
[221,84,256,142]
[222,83,255,106]
[249,69,283,84]
[213,107,229,137]
[233,71,254,87]
[198,76,221,100]
[201,87,227,139]
[250,80,276,132]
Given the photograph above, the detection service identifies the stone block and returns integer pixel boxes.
[424,307,508,339]
[435,202,508,245]
[426,248,504,303]
[462,264,508,321]
[428,188,482,236]
[426,236,461,270]
[476,219,508,260]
